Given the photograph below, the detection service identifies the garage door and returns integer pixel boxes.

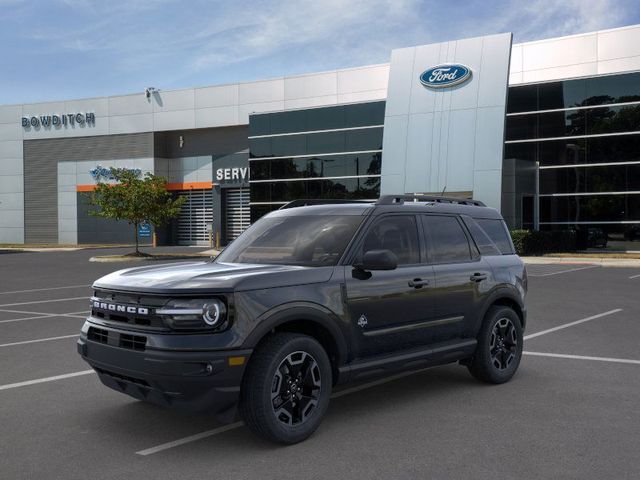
[225,187,250,243]
[176,189,213,246]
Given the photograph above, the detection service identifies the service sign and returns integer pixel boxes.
[216,167,249,183]
[419,64,472,89]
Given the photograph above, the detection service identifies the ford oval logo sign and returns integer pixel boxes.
[419,64,472,89]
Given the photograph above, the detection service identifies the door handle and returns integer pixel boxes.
[408,278,429,288]
[470,272,488,282]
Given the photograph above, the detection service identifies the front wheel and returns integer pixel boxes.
[239,333,332,444]
[467,306,523,384]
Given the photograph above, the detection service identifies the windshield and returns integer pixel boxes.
[216,215,364,266]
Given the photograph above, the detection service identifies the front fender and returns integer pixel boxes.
[240,302,350,366]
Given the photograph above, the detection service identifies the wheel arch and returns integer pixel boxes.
[242,304,349,383]
[481,289,526,330]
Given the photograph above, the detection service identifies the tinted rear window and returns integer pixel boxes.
[422,215,472,263]
[475,218,515,254]
[462,217,502,256]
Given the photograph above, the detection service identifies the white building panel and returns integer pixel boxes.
[153,109,195,131]
[284,95,338,110]
[238,79,285,105]
[108,94,153,116]
[0,105,22,124]
[195,84,239,108]
[337,65,389,94]
[109,113,153,134]
[154,89,195,112]
[64,98,109,117]
[597,25,640,61]
[521,34,597,71]
[195,105,239,128]
[285,72,337,100]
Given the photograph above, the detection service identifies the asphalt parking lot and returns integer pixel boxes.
[1,249,639,480]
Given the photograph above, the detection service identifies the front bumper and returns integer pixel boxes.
[77,321,251,422]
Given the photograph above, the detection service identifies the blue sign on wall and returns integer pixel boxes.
[419,64,472,89]
[138,223,152,238]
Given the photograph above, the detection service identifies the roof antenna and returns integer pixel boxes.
[440,185,447,196]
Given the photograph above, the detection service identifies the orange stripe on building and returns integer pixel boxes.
[166,182,213,191]
[76,181,213,192]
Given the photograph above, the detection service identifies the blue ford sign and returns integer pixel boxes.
[419,64,472,89]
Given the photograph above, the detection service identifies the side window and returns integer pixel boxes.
[361,216,420,265]
[422,215,472,263]
[462,216,501,256]
[476,218,515,254]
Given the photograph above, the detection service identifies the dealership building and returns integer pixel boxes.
[1,24,639,245]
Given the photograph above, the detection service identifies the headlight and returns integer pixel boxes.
[156,298,227,330]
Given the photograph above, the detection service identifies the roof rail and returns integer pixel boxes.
[376,194,486,207]
[279,199,374,210]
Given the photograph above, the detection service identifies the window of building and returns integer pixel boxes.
[249,101,385,221]
[504,72,640,229]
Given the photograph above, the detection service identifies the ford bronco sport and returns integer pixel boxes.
[78,195,527,444]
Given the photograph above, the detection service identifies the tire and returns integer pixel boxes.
[239,333,332,444]
[467,306,523,384]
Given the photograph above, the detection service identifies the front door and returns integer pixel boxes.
[344,215,435,358]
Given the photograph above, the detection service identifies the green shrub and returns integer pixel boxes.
[509,229,577,256]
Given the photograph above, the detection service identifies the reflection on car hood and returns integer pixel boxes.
[92,261,334,294]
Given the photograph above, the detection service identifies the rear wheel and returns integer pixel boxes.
[467,306,523,384]
[239,333,332,444]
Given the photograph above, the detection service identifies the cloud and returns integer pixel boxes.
[470,0,632,42]
[2,0,638,103]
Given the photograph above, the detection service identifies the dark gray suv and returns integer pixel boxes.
[78,195,527,444]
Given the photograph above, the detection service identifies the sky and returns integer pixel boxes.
[1,0,639,104]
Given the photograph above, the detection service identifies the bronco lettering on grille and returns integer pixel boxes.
[92,300,149,315]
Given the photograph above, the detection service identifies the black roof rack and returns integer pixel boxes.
[279,199,374,210]
[376,194,486,207]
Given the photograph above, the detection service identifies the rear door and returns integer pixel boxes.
[421,215,493,341]
[344,214,436,357]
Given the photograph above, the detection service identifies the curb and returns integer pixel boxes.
[522,256,640,268]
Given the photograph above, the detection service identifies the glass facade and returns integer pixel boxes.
[503,71,640,245]
[249,101,384,221]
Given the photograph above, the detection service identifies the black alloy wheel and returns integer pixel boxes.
[271,351,322,426]
[240,333,332,444]
[489,317,518,370]
[467,306,523,384]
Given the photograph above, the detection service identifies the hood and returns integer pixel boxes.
[93,260,334,294]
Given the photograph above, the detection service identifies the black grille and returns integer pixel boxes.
[91,290,168,330]
[120,333,146,351]
[87,327,108,344]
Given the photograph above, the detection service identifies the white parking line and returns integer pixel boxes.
[0,334,79,348]
[0,297,87,308]
[0,284,89,295]
[629,273,640,279]
[524,309,622,340]
[0,370,95,391]
[136,366,433,456]
[524,351,640,365]
[136,423,246,456]
[0,310,88,324]
[528,265,599,277]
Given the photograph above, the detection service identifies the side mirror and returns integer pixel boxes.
[359,249,398,271]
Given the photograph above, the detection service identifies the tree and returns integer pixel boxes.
[87,168,185,255]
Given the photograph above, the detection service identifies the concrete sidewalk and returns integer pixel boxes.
[523,256,640,268]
